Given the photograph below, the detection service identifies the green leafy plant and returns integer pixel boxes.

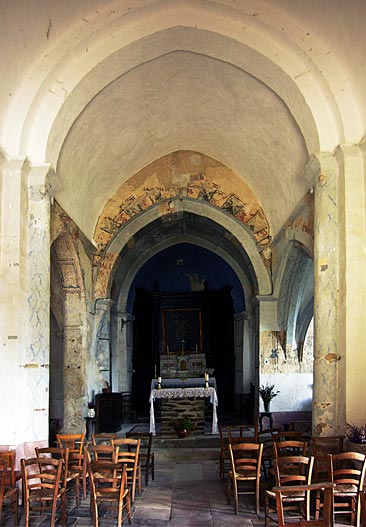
[259,383,280,412]
[346,423,366,444]
[170,417,194,433]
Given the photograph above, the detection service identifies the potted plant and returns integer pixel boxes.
[170,417,195,438]
[346,423,366,444]
[346,423,366,454]
[259,382,280,412]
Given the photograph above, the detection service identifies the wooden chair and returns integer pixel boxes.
[265,455,314,526]
[0,455,18,526]
[126,431,154,486]
[311,436,344,482]
[315,451,366,527]
[0,451,18,525]
[227,442,263,515]
[91,432,117,446]
[272,431,302,443]
[271,482,334,526]
[86,444,120,463]
[112,438,141,502]
[258,428,280,481]
[218,424,230,480]
[35,446,81,507]
[21,456,66,527]
[88,460,131,527]
[273,440,308,459]
[227,424,259,444]
[56,432,87,499]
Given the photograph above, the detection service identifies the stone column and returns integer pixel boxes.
[94,299,113,390]
[0,155,25,446]
[336,145,366,426]
[0,155,51,449]
[63,325,88,432]
[111,312,134,392]
[313,153,342,436]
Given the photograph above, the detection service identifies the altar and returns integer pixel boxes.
[160,352,207,378]
[149,385,218,436]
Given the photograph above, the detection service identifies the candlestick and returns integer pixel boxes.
[205,372,209,388]
[157,376,161,390]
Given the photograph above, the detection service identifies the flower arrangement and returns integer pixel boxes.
[346,423,366,444]
[170,417,194,435]
[259,382,280,412]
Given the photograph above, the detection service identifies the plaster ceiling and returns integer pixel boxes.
[1,0,366,243]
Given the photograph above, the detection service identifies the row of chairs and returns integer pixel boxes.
[0,430,154,527]
[220,424,366,526]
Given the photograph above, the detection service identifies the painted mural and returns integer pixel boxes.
[93,151,272,267]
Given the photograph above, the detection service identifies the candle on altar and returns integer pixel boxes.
[195,344,198,356]
[154,364,157,378]
[205,372,209,382]
[158,377,161,383]
[167,345,170,356]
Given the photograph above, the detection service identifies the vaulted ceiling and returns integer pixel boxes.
[1,0,365,243]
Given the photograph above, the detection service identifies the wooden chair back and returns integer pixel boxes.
[265,455,314,525]
[88,460,131,527]
[218,424,230,480]
[321,450,366,526]
[125,431,154,486]
[0,452,18,525]
[273,440,308,459]
[272,482,334,526]
[86,443,119,463]
[227,442,263,515]
[258,428,280,481]
[311,436,344,482]
[272,431,302,442]
[91,432,117,446]
[56,433,86,498]
[112,438,141,502]
[228,424,259,444]
[21,456,66,527]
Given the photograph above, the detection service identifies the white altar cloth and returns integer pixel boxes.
[149,386,219,436]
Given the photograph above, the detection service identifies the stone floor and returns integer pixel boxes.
[1,426,353,526]
[3,457,353,526]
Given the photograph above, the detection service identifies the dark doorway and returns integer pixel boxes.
[132,287,235,418]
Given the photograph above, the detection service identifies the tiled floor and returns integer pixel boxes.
[3,457,352,526]
[1,425,352,526]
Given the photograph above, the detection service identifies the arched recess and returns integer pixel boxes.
[276,240,314,360]
[91,194,270,419]
[94,196,272,301]
[50,230,89,432]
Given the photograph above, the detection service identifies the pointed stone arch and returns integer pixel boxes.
[93,151,272,300]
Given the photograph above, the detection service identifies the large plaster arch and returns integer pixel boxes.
[2,0,359,163]
[94,197,272,299]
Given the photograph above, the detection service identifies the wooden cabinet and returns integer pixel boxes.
[95,393,123,432]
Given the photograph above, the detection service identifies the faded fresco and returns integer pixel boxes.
[93,151,272,266]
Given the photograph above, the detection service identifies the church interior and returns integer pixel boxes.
[1,0,366,463]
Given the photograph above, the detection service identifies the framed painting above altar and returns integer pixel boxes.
[162,307,202,353]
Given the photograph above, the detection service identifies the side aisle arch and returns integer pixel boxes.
[51,220,89,432]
